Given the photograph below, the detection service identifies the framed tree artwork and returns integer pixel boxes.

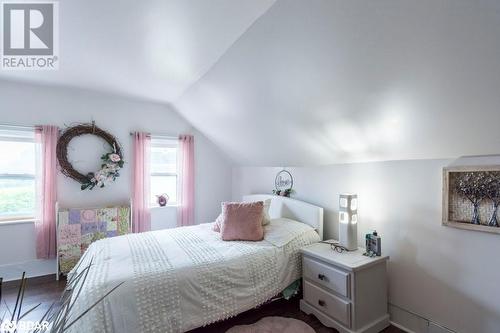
[443,165,500,234]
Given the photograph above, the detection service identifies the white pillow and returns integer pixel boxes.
[262,199,271,226]
[264,218,318,247]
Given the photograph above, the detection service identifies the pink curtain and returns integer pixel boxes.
[132,132,151,233]
[35,125,58,259]
[178,134,195,226]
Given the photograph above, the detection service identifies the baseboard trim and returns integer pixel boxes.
[389,321,414,333]
[389,303,457,333]
[2,273,59,289]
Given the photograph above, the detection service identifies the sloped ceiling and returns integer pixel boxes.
[0,0,276,102]
[3,0,500,166]
[176,0,500,166]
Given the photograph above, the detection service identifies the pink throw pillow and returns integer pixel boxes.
[213,199,271,232]
[220,201,264,241]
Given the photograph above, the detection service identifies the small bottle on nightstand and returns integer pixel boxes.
[365,230,381,256]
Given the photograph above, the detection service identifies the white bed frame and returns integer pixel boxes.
[243,194,324,240]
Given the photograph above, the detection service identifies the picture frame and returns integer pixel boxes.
[442,165,500,235]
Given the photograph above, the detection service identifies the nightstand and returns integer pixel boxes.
[300,242,390,333]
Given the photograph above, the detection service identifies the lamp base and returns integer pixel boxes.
[339,222,357,251]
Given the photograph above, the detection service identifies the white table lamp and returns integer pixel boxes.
[339,193,358,251]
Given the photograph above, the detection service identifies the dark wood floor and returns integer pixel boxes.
[2,276,405,333]
[1,275,67,323]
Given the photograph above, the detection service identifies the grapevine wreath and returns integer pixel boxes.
[56,123,124,190]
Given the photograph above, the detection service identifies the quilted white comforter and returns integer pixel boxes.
[66,218,320,333]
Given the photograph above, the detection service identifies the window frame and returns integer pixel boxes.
[0,126,37,223]
[149,136,179,207]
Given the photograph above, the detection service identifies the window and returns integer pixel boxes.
[150,137,178,206]
[0,127,36,222]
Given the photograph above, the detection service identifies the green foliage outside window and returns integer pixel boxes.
[0,179,35,219]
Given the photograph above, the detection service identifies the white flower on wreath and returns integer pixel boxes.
[81,146,124,190]
[109,153,121,162]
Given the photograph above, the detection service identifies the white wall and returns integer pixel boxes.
[0,80,232,279]
[150,206,177,231]
[232,156,500,333]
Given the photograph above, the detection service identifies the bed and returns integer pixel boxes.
[65,195,324,333]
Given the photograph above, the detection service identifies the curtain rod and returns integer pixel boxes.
[129,132,178,140]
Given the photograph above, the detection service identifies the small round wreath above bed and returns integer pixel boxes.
[56,123,124,190]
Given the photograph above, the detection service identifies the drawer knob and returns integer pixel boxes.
[318,299,326,307]
[318,274,326,281]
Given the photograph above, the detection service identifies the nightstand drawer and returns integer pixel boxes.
[304,280,351,327]
[303,256,350,298]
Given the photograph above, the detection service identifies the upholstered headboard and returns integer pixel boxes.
[243,194,324,240]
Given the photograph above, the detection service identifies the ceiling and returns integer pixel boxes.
[3,0,500,166]
[0,0,276,102]
[176,0,500,165]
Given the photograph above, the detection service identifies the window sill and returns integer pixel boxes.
[150,205,178,209]
[0,219,35,226]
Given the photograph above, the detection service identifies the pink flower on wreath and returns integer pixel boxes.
[109,153,121,162]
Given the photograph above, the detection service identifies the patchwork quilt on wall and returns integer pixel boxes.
[57,206,130,274]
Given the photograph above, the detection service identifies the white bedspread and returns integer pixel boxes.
[66,219,320,333]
